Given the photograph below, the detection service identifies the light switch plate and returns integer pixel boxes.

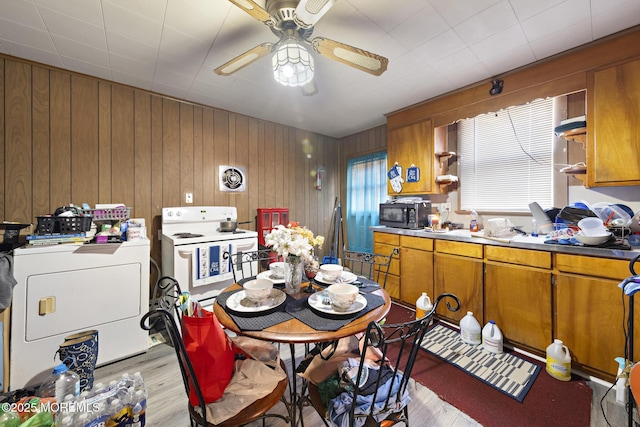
[186,193,193,204]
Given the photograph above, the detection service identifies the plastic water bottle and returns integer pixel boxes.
[546,339,571,381]
[131,389,147,427]
[482,320,504,354]
[415,292,433,320]
[38,363,81,404]
[460,311,481,345]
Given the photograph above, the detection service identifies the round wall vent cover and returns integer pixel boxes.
[219,165,246,192]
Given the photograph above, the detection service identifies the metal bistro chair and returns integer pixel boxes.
[342,248,399,288]
[307,293,460,427]
[140,306,289,426]
[224,248,279,283]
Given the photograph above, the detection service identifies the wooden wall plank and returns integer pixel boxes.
[111,85,135,206]
[31,67,49,219]
[0,59,4,219]
[202,108,214,206]
[193,107,203,206]
[179,103,194,206]
[50,71,71,208]
[71,75,99,206]
[270,124,281,209]
[5,61,32,223]
[247,118,259,222]
[213,109,229,206]
[134,91,152,222]
[233,114,249,220]
[98,82,112,202]
[162,98,180,207]
[150,94,163,256]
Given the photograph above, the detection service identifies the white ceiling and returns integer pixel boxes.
[1,0,639,138]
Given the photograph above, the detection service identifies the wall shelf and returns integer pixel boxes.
[435,151,456,169]
[557,127,586,148]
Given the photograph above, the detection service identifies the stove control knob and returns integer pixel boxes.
[176,211,182,216]
[167,211,173,216]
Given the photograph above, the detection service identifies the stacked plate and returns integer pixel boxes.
[314,271,358,286]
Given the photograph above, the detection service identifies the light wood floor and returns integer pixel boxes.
[93,337,631,427]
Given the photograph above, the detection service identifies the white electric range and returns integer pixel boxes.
[161,206,258,307]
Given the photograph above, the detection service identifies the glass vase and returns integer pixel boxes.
[284,255,304,295]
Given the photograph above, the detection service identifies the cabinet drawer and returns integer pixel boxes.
[400,235,433,251]
[435,240,483,258]
[485,246,551,269]
[374,232,400,246]
[555,254,631,280]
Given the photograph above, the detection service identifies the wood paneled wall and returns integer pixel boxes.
[0,56,339,267]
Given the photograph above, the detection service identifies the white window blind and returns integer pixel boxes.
[458,98,554,213]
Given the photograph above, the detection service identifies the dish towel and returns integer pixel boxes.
[192,243,234,287]
[0,252,17,310]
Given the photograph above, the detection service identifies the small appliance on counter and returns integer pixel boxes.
[379,197,431,229]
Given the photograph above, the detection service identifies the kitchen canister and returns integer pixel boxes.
[416,292,433,320]
[546,339,572,381]
[460,311,481,345]
[482,320,504,354]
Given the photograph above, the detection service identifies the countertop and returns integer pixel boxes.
[373,226,640,261]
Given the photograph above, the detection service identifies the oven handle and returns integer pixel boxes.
[178,249,193,258]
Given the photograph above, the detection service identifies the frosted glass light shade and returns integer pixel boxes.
[272,40,314,87]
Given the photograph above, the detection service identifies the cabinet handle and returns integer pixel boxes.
[38,296,56,315]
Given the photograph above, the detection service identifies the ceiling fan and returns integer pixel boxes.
[215,0,389,94]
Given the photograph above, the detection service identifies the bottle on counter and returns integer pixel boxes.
[460,311,481,345]
[469,210,479,232]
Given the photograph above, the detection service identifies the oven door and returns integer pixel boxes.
[170,237,258,308]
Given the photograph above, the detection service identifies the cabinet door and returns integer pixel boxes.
[400,247,433,306]
[555,273,640,381]
[434,253,483,323]
[374,241,400,299]
[588,58,640,186]
[387,119,435,194]
[485,262,552,352]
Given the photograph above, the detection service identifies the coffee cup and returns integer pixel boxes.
[327,283,359,312]
[269,261,285,278]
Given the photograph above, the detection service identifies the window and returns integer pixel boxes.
[458,98,554,213]
[346,152,388,252]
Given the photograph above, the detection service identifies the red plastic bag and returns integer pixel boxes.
[181,310,235,405]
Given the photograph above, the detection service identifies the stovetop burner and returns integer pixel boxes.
[173,232,205,239]
[217,229,246,234]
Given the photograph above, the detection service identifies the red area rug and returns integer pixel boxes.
[386,303,593,427]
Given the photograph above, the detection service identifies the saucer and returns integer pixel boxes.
[308,292,367,315]
[225,289,286,313]
[315,271,358,285]
[256,270,285,284]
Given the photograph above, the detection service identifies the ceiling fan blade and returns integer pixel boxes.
[294,0,336,28]
[300,80,318,96]
[228,0,276,26]
[214,43,274,76]
[311,37,388,76]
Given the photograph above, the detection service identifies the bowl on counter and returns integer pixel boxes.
[574,232,612,246]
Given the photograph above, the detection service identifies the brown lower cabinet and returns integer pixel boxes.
[373,233,401,300]
[374,230,640,382]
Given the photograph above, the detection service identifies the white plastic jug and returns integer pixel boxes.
[546,339,571,381]
[416,292,433,319]
[460,311,481,345]
[482,320,503,354]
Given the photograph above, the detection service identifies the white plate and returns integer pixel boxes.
[308,292,367,315]
[226,289,286,313]
[256,270,285,284]
[315,271,358,285]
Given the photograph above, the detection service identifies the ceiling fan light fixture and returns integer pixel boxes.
[272,39,314,87]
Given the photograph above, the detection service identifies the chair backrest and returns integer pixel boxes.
[225,248,279,282]
[151,276,184,319]
[140,307,210,425]
[342,248,399,288]
[348,292,460,425]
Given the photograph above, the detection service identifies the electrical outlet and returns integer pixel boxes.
[186,193,193,204]
[443,202,451,212]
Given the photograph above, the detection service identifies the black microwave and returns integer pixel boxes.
[379,201,431,229]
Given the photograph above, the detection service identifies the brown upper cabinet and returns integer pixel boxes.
[386,119,441,195]
[587,57,640,187]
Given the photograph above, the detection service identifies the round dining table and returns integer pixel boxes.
[213,281,392,426]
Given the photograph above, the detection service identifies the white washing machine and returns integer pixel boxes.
[10,240,150,390]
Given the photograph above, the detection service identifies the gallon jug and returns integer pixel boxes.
[546,339,571,381]
[416,292,433,319]
[482,320,504,354]
[460,311,481,345]
[38,363,80,403]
